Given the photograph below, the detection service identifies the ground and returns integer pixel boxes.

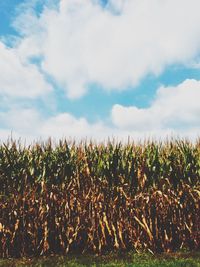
[0,252,199,267]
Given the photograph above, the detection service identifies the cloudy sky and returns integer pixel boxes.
[0,0,200,142]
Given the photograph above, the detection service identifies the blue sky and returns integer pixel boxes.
[0,0,200,142]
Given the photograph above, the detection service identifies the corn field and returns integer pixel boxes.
[0,139,199,258]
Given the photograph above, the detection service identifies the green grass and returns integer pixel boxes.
[0,252,199,267]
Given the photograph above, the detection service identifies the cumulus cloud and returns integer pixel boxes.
[112,79,200,132]
[0,106,148,143]
[0,108,112,142]
[13,0,200,98]
[0,108,43,136]
[0,42,52,98]
[40,113,112,140]
[1,0,200,143]
[1,79,200,143]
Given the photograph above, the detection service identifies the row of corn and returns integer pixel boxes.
[0,139,199,257]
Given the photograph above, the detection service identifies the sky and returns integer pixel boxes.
[0,0,200,143]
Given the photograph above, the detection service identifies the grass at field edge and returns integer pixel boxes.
[0,252,199,267]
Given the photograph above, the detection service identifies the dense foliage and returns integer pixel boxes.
[0,139,199,257]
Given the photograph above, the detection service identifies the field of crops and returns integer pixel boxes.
[0,139,199,258]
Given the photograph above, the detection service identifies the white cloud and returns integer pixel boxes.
[40,113,113,140]
[1,79,200,143]
[1,0,200,143]
[112,79,200,132]
[0,108,113,142]
[0,108,43,135]
[13,0,200,98]
[0,41,52,98]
